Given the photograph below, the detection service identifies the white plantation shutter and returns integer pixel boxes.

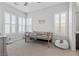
[26,18,32,32]
[54,12,67,40]
[4,12,10,33]
[11,15,16,33]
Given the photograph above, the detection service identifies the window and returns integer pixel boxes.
[4,12,25,34]
[18,17,26,32]
[4,12,10,34]
[54,14,60,34]
[11,15,16,33]
[54,12,67,36]
[22,18,25,32]
[4,12,16,34]
[26,18,32,32]
[18,17,22,32]
[61,12,66,35]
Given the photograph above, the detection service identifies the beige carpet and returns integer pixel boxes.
[6,39,78,56]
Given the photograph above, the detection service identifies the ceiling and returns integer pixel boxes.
[76,2,79,12]
[6,2,64,13]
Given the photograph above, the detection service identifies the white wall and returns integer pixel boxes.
[0,4,4,34]
[0,3,26,41]
[27,3,69,32]
[76,12,79,32]
[28,10,54,32]
[69,2,76,50]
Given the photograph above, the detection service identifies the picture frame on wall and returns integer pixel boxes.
[39,19,45,24]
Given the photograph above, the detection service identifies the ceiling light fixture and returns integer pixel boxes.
[13,2,41,6]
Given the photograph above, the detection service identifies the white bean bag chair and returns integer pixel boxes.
[55,40,69,49]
